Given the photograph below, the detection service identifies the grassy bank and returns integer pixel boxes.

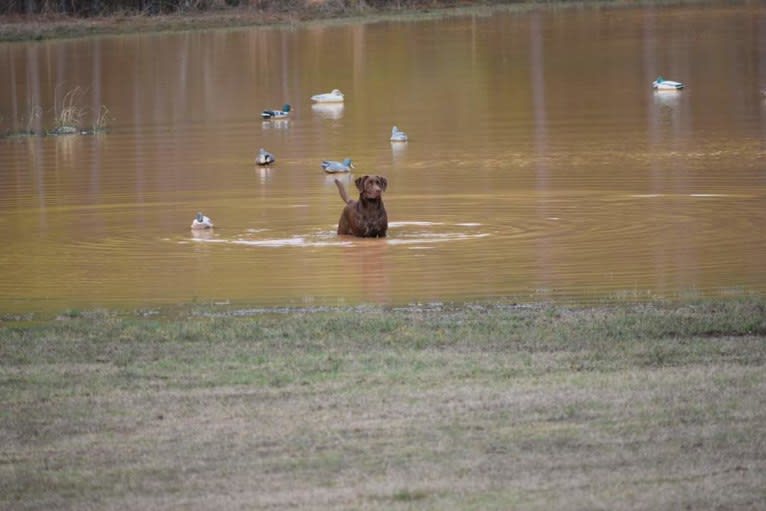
[0,0,720,42]
[1,298,765,509]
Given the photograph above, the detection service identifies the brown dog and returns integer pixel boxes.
[334,175,388,237]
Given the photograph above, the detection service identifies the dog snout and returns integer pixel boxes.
[368,183,382,197]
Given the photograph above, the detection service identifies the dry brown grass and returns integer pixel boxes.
[0,0,718,43]
[1,300,765,509]
[1,85,111,138]
[51,85,85,134]
[0,9,285,42]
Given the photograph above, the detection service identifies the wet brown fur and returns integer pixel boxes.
[334,175,388,238]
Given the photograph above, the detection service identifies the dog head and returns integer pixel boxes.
[355,175,388,200]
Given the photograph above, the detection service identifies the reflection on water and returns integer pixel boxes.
[261,119,291,130]
[0,4,765,313]
[311,103,344,119]
[652,90,682,105]
[186,221,489,249]
[390,141,408,160]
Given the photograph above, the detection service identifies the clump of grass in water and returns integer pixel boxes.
[92,105,112,133]
[50,85,86,135]
[0,105,43,138]
[26,105,42,134]
[1,86,112,139]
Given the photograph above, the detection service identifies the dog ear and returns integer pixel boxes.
[379,177,388,191]
[355,176,368,192]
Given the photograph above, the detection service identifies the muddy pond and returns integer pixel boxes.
[1,4,765,313]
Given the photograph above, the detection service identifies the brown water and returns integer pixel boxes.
[1,5,765,313]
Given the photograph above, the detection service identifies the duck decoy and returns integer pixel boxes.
[390,125,408,142]
[191,212,214,230]
[256,148,276,166]
[261,104,291,119]
[321,158,354,173]
[311,89,344,103]
[652,76,684,91]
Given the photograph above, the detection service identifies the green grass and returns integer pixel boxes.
[1,298,765,509]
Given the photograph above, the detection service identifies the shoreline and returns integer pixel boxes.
[0,0,721,43]
[2,294,764,325]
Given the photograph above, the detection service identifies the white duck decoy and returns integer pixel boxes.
[321,158,354,173]
[256,148,276,166]
[652,76,684,91]
[191,212,214,230]
[311,89,344,103]
[390,125,408,142]
[261,104,291,120]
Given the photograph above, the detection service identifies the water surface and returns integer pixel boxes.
[1,4,765,312]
